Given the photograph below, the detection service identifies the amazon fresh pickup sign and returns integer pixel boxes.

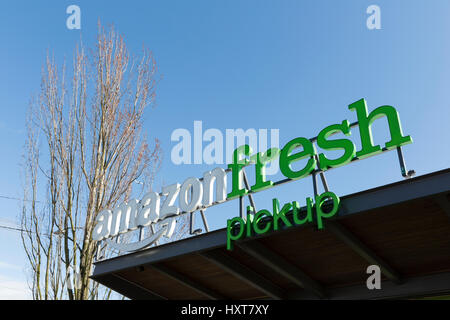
[92,99,413,252]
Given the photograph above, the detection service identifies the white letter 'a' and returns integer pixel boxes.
[66,5,81,30]
[366,5,381,30]
[366,265,381,289]
[93,210,112,241]
[171,129,192,165]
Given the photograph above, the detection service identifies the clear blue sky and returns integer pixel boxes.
[0,0,449,299]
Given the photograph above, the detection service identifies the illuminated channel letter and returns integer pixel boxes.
[227,145,253,199]
[118,199,140,233]
[245,207,255,237]
[110,202,134,237]
[202,167,227,207]
[315,192,340,229]
[226,217,245,250]
[160,184,180,220]
[279,137,316,179]
[251,147,280,192]
[136,192,160,227]
[125,199,141,230]
[93,209,112,241]
[179,177,203,212]
[292,198,314,225]
[272,199,292,231]
[253,209,272,234]
[317,120,356,170]
[349,99,413,159]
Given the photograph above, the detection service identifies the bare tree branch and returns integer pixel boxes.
[21,23,162,300]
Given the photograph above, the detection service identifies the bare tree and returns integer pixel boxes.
[21,23,162,300]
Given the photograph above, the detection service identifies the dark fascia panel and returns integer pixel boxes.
[92,168,450,280]
[287,271,450,300]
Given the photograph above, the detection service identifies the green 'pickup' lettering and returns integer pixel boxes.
[226,191,340,250]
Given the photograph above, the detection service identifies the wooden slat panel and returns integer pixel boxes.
[258,224,371,287]
[116,267,206,300]
[161,254,267,299]
[339,197,450,277]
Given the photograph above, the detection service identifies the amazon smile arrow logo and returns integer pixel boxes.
[105,217,176,252]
